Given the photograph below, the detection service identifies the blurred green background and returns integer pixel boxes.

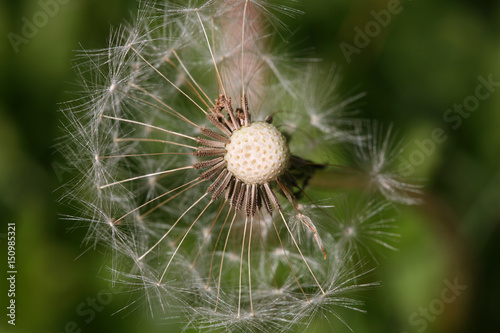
[0,0,499,332]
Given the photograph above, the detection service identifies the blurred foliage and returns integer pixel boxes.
[0,0,499,332]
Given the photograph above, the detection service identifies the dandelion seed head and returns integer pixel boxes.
[59,0,421,331]
[225,121,290,184]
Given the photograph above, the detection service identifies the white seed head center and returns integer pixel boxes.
[224,122,290,185]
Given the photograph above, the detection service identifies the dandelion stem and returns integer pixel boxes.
[116,178,202,222]
[100,152,192,159]
[113,137,197,150]
[140,179,206,219]
[162,58,212,110]
[278,210,325,295]
[138,193,208,262]
[194,9,227,98]
[271,218,308,300]
[240,0,250,126]
[172,49,214,108]
[215,210,238,312]
[277,180,327,259]
[205,203,232,288]
[99,165,193,189]
[130,46,207,114]
[127,84,202,128]
[247,214,254,315]
[191,199,227,268]
[159,199,214,284]
[257,213,279,289]
[238,215,249,318]
[102,115,197,141]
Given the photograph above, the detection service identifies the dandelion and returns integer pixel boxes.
[60,0,419,331]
